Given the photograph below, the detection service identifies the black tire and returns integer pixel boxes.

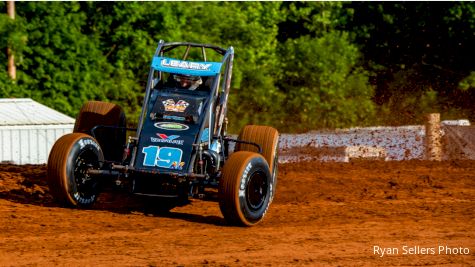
[219,151,272,226]
[236,125,279,202]
[74,101,126,162]
[47,133,104,207]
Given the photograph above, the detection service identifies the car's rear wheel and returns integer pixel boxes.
[219,151,272,226]
[74,101,126,162]
[236,125,279,202]
[47,133,104,207]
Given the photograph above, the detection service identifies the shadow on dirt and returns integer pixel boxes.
[0,164,226,226]
[156,212,225,226]
[94,190,227,226]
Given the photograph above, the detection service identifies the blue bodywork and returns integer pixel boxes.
[128,41,234,195]
[134,88,210,173]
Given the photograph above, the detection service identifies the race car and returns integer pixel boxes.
[47,41,279,226]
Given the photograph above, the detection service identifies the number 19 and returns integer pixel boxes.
[142,146,183,169]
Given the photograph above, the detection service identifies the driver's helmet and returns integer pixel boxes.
[173,74,202,90]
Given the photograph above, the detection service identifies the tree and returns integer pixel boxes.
[81,2,284,131]
[346,2,475,123]
[1,2,472,131]
[279,33,375,130]
[0,1,27,96]
[276,2,375,131]
[8,2,113,116]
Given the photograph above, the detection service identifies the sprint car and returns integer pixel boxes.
[47,41,279,226]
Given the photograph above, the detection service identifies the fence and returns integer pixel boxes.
[276,116,474,163]
[278,126,425,163]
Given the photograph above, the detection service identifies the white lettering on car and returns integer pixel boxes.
[161,58,212,71]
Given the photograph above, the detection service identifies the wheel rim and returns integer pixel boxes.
[245,170,268,211]
[73,149,99,199]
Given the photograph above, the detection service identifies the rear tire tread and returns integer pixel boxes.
[74,101,126,162]
[236,125,279,172]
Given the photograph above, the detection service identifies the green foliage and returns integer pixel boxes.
[276,2,375,131]
[459,72,475,91]
[10,2,113,115]
[0,2,473,133]
[279,33,375,131]
[346,2,475,125]
[152,2,285,132]
[0,14,27,57]
[82,2,284,130]
[0,2,28,97]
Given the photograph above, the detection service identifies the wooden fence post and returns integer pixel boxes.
[425,113,442,161]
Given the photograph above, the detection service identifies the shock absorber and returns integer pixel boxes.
[122,136,137,163]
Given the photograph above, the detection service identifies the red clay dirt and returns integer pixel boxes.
[0,160,474,266]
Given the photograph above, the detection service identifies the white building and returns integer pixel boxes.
[0,98,75,164]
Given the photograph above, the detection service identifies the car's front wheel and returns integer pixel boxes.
[47,133,104,207]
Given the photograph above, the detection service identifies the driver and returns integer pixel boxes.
[173,74,202,90]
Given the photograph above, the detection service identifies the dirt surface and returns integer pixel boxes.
[0,160,474,266]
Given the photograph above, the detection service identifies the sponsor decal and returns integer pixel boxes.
[162,99,189,113]
[150,133,184,145]
[163,115,186,121]
[170,161,185,170]
[161,58,212,71]
[154,122,189,131]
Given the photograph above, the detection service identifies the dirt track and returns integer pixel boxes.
[0,160,474,266]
